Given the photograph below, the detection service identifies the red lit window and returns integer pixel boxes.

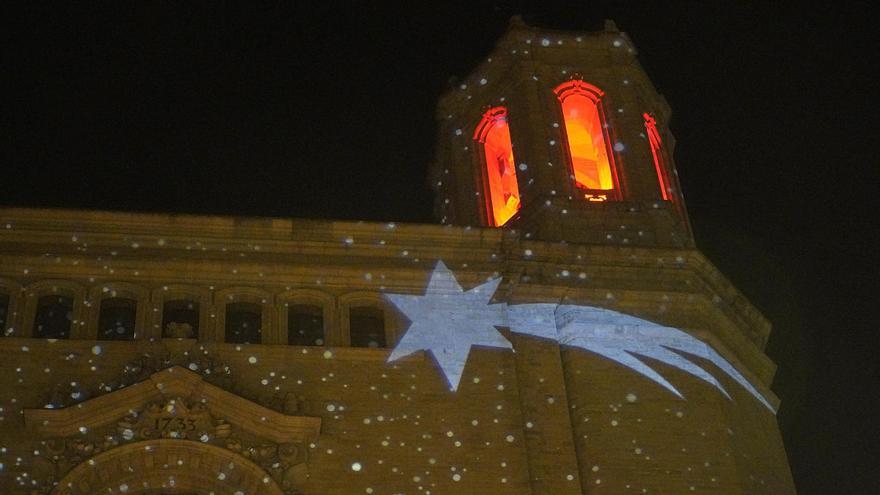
[473,107,521,226]
[644,113,671,201]
[554,80,619,200]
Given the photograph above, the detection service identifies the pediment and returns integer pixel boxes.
[23,366,321,493]
[24,365,321,444]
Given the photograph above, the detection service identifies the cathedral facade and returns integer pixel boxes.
[0,20,795,494]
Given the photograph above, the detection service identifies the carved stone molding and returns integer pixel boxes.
[24,366,320,494]
[52,439,286,495]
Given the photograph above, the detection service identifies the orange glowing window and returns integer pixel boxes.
[554,80,618,198]
[644,113,670,201]
[474,107,521,226]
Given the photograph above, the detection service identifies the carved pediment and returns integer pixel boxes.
[26,365,320,443]
[24,366,321,494]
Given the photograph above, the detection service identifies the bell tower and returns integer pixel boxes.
[431,18,692,248]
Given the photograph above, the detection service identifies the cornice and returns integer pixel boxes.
[1,207,774,372]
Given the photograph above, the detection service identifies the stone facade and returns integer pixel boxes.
[0,19,794,495]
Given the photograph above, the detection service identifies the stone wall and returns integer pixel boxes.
[0,208,795,494]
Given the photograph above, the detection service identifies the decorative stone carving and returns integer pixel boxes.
[117,398,214,441]
[24,366,320,494]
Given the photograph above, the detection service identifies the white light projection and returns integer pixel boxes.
[384,261,775,413]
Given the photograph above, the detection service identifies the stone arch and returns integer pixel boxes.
[52,439,284,495]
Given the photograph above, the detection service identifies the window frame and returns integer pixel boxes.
[553,79,623,201]
[32,293,75,339]
[22,280,86,338]
[472,106,523,227]
[150,284,212,341]
[87,282,149,340]
[0,278,23,337]
[338,291,401,349]
[213,287,274,344]
[276,289,335,346]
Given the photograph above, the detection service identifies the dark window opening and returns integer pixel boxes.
[350,307,386,348]
[98,297,137,340]
[225,302,262,344]
[162,299,199,339]
[0,294,9,336]
[34,295,73,339]
[288,304,324,346]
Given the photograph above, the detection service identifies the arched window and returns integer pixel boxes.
[554,80,619,201]
[98,297,137,340]
[162,299,199,339]
[0,293,8,336]
[225,302,262,344]
[349,306,386,348]
[288,304,324,346]
[33,295,73,339]
[644,113,671,201]
[474,107,521,226]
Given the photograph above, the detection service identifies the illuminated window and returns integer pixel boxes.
[349,306,386,348]
[474,107,521,226]
[554,80,619,200]
[225,302,262,344]
[98,297,137,340]
[288,304,324,346]
[162,299,199,339]
[644,113,672,201]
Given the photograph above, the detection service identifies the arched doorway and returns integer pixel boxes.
[51,439,285,495]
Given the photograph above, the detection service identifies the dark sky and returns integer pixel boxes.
[2,2,876,493]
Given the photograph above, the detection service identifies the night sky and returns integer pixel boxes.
[2,2,876,493]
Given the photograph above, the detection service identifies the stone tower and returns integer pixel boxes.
[0,19,795,495]
[432,18,691,247]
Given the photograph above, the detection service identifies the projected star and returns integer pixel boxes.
[384,261,511,391]
[385,260,776,412]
